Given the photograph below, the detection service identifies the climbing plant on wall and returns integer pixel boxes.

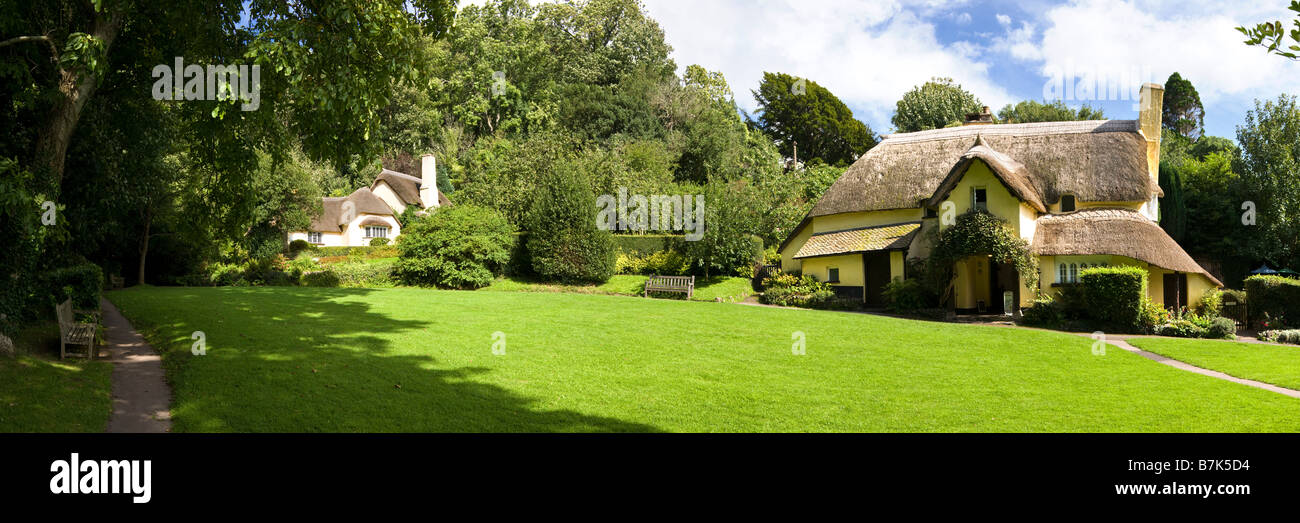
[924,211,1039,301]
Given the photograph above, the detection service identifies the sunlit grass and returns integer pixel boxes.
[106,286,1300,433]
[1129,337,1300,390]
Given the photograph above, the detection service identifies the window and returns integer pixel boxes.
[1059,263,1068,283]
[924,207,938,218]
[1060,194,1076,213]
[364,226,388,239]
[1069,263,1078,283]
[827,267,840,283]
[972,187,988,212]
[308,232,322,244]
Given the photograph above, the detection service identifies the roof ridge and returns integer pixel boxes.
[880,119,1138,145]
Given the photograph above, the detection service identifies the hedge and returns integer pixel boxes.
[611,234,683,256]
[1080,265,1147,332]
[315,245,398,258]
[1244,275,1300,328]
[40,263,104,310]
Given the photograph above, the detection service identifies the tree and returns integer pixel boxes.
[751,72,877,166]
[997,100,1104,124]
[1236,94,1300,269]
[681,179,762,278]
[1157,162,1188,242]
[395,205,516,289]
[891,77,983,133]
[1237,1,1300,59]
[524,160,617,283]
[1162,73,1205,139]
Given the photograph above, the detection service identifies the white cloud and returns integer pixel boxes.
[1025,0,1300,108]
[954,12,973,25]
[643,0,1015,133]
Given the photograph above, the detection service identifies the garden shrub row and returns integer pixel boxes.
[39,263,104,309]
[1259,329,1300,345]
[612,234,682,256]
[1244,275,1300,328]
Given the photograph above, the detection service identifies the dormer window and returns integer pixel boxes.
[972,187,988,212]
[1060,195,1076,213]
[364,226,389,239]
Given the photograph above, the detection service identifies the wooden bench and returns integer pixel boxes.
[645,275,694,299]
[109,275,125,289]
[56,299,99,360]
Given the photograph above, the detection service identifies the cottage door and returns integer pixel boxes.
[1162,273,1188,311]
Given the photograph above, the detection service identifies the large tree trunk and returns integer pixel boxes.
[33,10,124,186]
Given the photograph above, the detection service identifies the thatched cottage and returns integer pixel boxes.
[288,154,448,247]
[778,83,1220,313]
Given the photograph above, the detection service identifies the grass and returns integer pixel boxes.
[105,285,1300,432]
[0,322,113,432]
[482,275,753,302]
[1128,337,1300,390]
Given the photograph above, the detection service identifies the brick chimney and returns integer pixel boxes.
[419,154,439,209]
[964,106,993,125]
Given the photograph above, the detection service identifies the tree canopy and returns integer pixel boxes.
[891,77,983,133]
[997,100,1104,124]
[1162,73,1205,139]
[1237,1,1300,59]
[750,72,877,166]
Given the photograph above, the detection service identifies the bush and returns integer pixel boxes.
[760,272,836,308]
[1259,329,1300,345]
[40,263,104,309]
[615,250,690,276]
[525,166,616,283]
[1137,297,1171,333]
[881,278,927,313]
[316,245,397,258]
[395,204,515,289]
[331,260,395,288]
[1021,295,1065,326]
[1207,317,1237,340]
[1155,319,1207,338]
[611,234,681,256]
[1245,275,1300,329]
[1193,288,1223,317]
[369,237,390,247]
[1079,266,1148,332]
[301,270,340,287]
[287,239,314,257]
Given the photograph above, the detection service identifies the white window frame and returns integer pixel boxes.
[364,226,389,239]
[307,232,322,244]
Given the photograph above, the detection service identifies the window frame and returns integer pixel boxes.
[827,267,840,283]
[307,232,322,244]
[972,186,988,212]
[364,225,389,239]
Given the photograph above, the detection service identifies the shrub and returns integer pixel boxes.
[369,237,390,247]
[1155,319,1207,338]
[331,260,395,288]
[1259,329,1300,345]
[1193,288,1223,317]
[612,234,681,256]
[760,272,836,308]
[1245,275,1300,329]
[316,245,397,258]
[525,166,616,283]
[301,270,340,287]
[1206,317,1237,340]
[640,250,690,275]
[1079,266,1147,332]
[1137,298,1171,333]
[680,180,763,279]
[287,239,314,257]
[881,278,927,313]
[1021,295,1065,326]
[396,204,515,289]
[40,263,104,309]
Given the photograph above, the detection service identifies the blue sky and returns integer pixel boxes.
[641,0,1300,140]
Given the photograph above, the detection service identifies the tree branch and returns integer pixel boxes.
[0,35,60,63]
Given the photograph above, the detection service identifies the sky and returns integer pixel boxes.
[637,0,1299,140]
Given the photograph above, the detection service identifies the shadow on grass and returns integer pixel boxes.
[110,286,660,433]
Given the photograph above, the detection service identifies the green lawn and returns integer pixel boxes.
[1128,337,1300,391]
[106,286,1300,432]
[0,323,113,432]
[482,275,753,302]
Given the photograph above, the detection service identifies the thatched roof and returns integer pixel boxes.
[1032,208,1221,286]
[811,120,1158,217]
[924,135,1046,212]
[373,169,424,206]
[793,222,920,259]
[308,187,394,232]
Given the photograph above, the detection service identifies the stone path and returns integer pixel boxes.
[1092,335,1300,399]
[100,298,172,433]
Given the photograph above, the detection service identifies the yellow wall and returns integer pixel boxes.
[780,223,813,273]
[779,207,924,273]
[889,251,905,281]
[939,161,1025,237]
[800,255,864,289]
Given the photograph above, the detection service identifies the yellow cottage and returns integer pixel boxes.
[778,83,1221,313]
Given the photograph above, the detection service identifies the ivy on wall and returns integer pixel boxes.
[925,211,1039,302]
